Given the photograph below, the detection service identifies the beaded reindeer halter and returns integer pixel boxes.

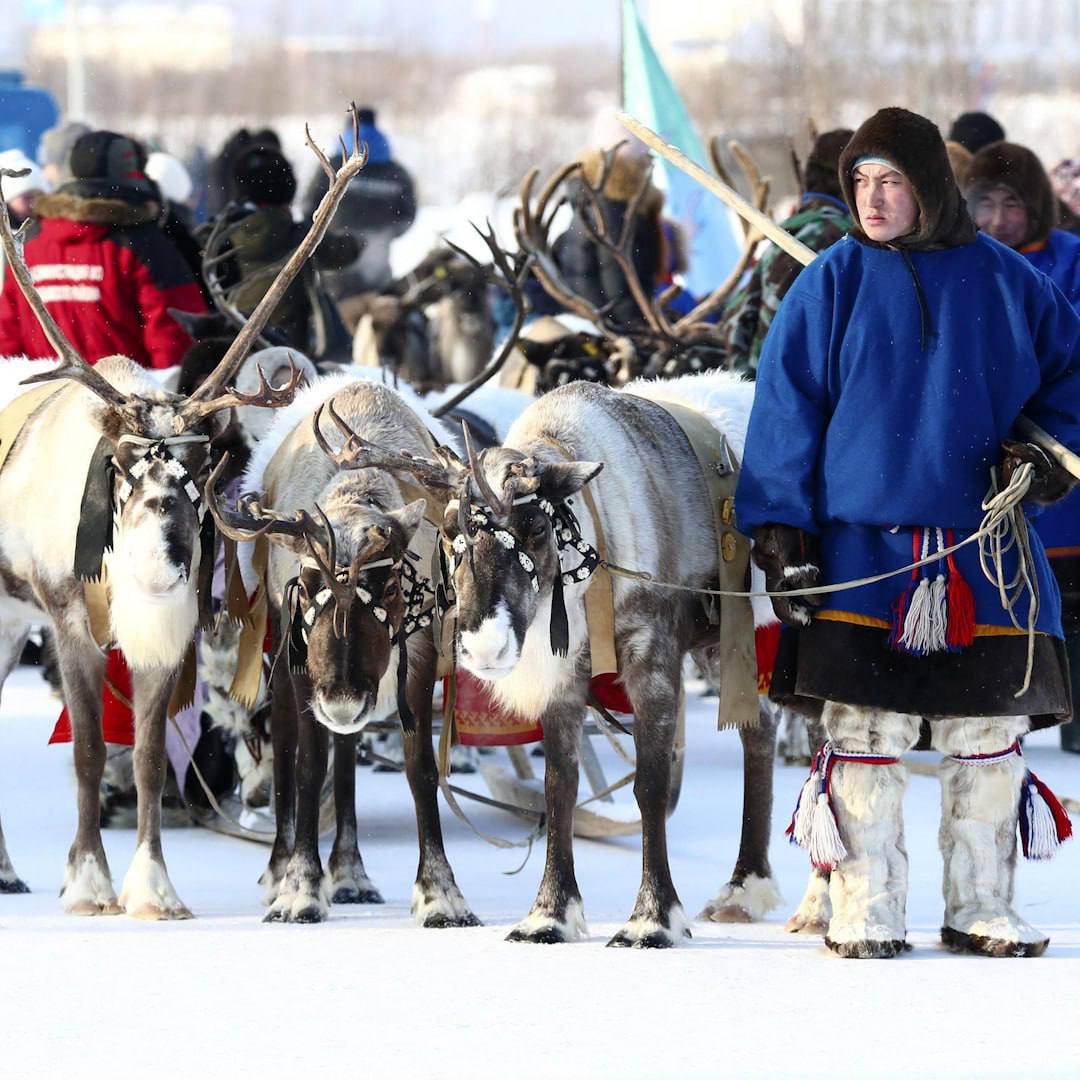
[448,491,601,656]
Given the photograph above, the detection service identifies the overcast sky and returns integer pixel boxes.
[19,0,624,51]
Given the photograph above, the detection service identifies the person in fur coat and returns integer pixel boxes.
[737,107,1080,959]
[0,130,205,368]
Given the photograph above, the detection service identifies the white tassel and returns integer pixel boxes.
[899,577,934,654]
[807,792,847,870]
[791,773,818,848]
[928,573,948,652]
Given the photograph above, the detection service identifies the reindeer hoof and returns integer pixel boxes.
[425,911,482,929]
[126,902,193,921]
[506,925,568,944]
[292,904,326,924]
[786,913,829,934]
[606,925,691,949]
[66,898,123,916]
[826,936,909,959]
[0,877,30,894]
[332,884,384,905]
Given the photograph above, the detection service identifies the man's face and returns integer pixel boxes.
[853,163,919,243]
[972,185,1030,249]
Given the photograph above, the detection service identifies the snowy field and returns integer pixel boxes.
[2,665,1079,1080]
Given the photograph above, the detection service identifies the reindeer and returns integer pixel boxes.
[355,364,760,945]
[343,247,497,393]
[0,118,365,914]
[205,381,479,926]
[505,151,784,926]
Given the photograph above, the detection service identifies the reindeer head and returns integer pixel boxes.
[330,424,604,682]
[445,440,602,681]
[206,403,428,735]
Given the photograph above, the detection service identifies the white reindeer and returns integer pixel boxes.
[0,130,363,913]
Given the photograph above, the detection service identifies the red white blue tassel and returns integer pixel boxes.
[1020,769,1073,859]
[892,527,973,654]
[786,744,900,871]
[948,741,1073,860]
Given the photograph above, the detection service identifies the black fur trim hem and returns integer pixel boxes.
[940,925,1049,958]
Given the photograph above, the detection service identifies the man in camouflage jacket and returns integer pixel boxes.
[720,129,852,376]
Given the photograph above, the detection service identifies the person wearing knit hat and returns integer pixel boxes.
[0,129,207,368]
[737,107,1080,960]
[37,119,91,188]
[947,110,1006,155]
[721,127,854,376]
[223,144,357,353]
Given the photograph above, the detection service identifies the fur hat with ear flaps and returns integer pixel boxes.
[839,107,977,250]
[965,141,1057,248]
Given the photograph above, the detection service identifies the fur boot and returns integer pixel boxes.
[933,717,1049,957]
[821,702,920,958]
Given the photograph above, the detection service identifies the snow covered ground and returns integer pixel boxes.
[2,666,1079,1079]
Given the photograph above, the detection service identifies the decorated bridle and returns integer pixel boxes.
[75,432,213,585]
[447,489,601,657]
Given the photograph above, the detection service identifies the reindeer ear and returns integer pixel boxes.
[388,499,426,543]
[539,461,603,504]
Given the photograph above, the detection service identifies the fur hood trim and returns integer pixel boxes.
[578,147,663,212]
[839,107,977,251]
[33,191,160,227]
[964,141,1056,248]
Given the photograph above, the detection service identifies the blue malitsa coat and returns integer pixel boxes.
[736,231,1080,721]
[1018,228,1080,627]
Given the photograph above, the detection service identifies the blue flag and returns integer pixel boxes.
[621,0,742,298]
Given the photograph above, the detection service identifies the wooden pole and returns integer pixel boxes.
[617,110,816,267]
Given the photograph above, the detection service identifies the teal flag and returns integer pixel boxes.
[621,0,742,298]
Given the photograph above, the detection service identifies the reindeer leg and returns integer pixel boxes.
[507,700,587,944]
[609,639,689,949]
[700,702,783,924]
[118,664,191,919]
[259,652,297,904]
[405,647,479,928]
[0,625,30,894]
[55,632,119,915]
[328,731,383,904]
[266,673,330,923]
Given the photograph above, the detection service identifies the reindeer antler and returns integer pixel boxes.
[0,168,131,412]
[181,356,306,424]
[671,138,771,332]
[180,104,369,427]
[312,399,469,491]
[429,220,531,418]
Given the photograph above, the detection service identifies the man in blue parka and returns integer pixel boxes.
[965,140,1080,754]
[737,108,1080,960]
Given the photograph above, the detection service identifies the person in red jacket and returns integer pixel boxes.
[0,129,206,368]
